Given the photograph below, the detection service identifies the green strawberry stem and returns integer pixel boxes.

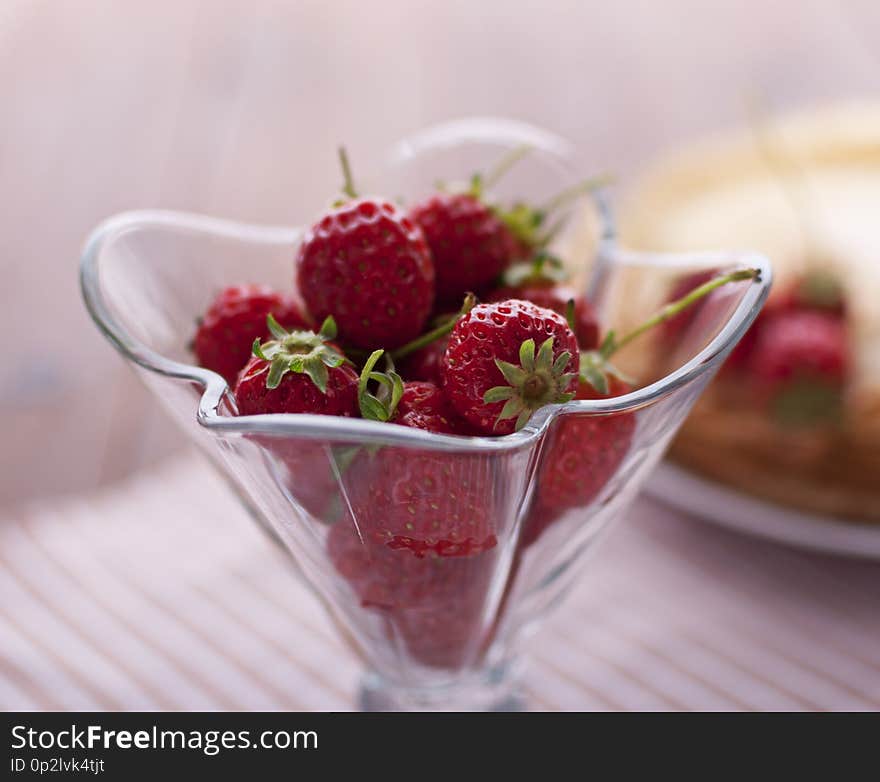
[501,251,568,287]
[579,267,760,396]
[478,144,533,193]
[604,268,760,358]
[538,174,614,217]
[253,314,346,393]
[338,146,358,199]
[500,174,611,250]
[390,293,477,361]
[357,349,404,421]
[484,335,577,431]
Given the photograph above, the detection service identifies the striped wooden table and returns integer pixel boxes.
[2,453,877,711]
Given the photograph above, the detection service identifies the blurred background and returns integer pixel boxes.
[0,0,877,505]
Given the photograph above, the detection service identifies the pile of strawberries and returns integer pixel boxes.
[191,149,758,669]
[194,150,605,439]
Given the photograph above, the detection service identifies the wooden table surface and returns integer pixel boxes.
[2,454,878,711]
[1,0,878,506]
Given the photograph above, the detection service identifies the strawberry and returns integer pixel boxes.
[349,354,497,556]
[486,254,600,349]
[398,335,449,385]
[524,377,635,546]
[296,151,435,350]
[395,381,475,435]
[232,316,359,522]
[345,444,497,557]
[328,521,451,611]
[488,284,599,350]
[747,308,849,426]
[235,315,358,417]
[193,284,309,386]
[327,521,493,668]
[441,299,580,435]
[365,294,474,391]
[408,149,604,306]
[328,521,490,611]
[408,192,524,304]
[355,348,473,435]
[522,267,763,546]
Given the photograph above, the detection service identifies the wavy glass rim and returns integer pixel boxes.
[80,207,771,452]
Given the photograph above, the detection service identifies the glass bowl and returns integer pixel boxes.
[80,118,771,711]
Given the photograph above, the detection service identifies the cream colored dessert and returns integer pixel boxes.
[622,102,880,521]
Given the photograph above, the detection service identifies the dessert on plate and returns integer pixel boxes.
[622,102,880,522]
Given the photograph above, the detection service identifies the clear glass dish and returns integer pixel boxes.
[80,118,771,711]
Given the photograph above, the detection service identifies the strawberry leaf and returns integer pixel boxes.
[255,314,346,394]
[489,335,579,432]
[598,329,617,359]
[318,315,338,341]
[515,409,532,431]
[535,337,555,371]
[495,359,528,387]
[501,252,568,287]
[252,338,269,361]
[580,351,609,395]
[519,339,536,372]
[483,386,516,404]
[266,355,289,390]
[358,349,404,422]
[266,313,289,341]
[302,356,329,394]
[497,396,526,423]
[552,351,572,375]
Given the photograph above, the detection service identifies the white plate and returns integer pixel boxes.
[646,462,880,560]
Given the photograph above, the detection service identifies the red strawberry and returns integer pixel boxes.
[521,267,763,546]
[396,381,475,435]
[395,300,477,385]
[489,284,599,350]
[487,255,600,351]
[296,152,434,350]
[355,347,476,435]
[193,284,309,386]
[747,308,849,426]
[328,521,451,611]
[327,522,493,668]
[235,316,358,417]
[441,299,580,435]
[272,445,348,522]
[524,376,635,546]
[345,444,497,558]
[398,335,448,385]
[234,317,358,522]
[349,357,497,556]
[409,154,606,306]
[408,192,524,304]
